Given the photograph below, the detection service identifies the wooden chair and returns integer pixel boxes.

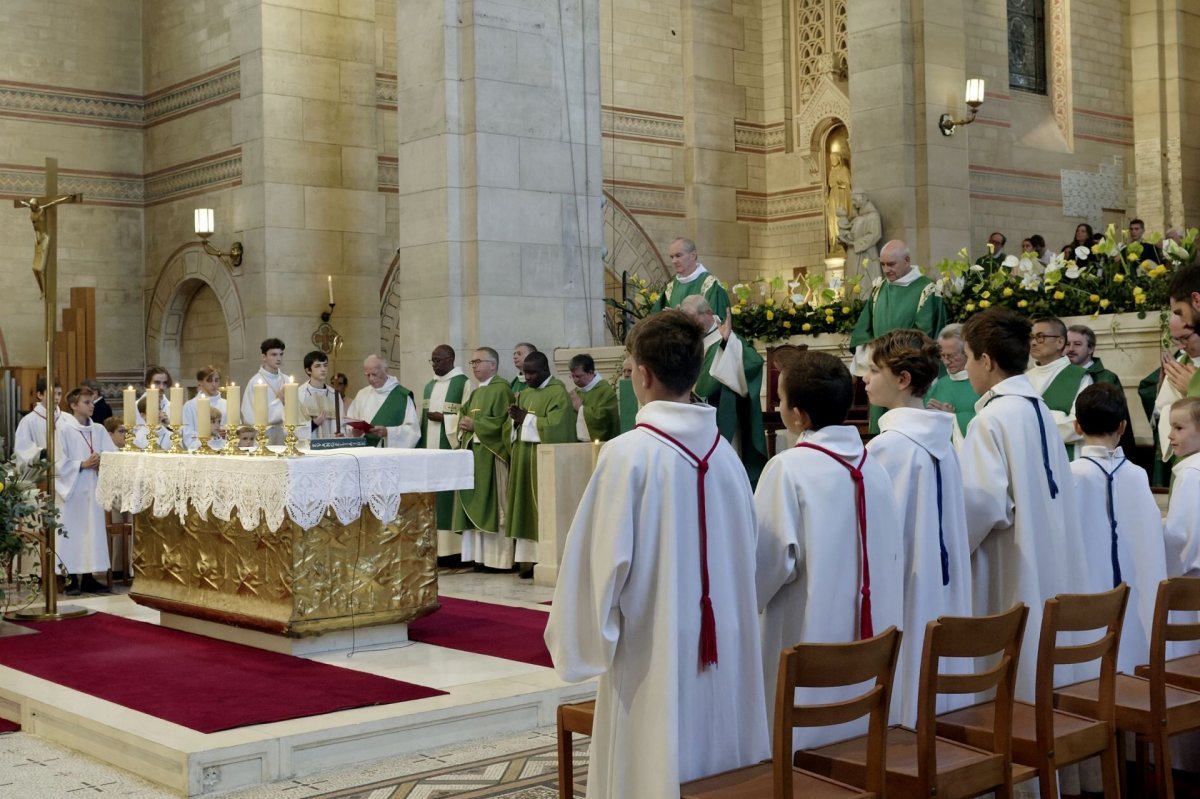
[105,515,133,588]
[681,626,901,799]
[1056,577,1200,798]
[794,604,1034,799]
[936,584,1129,798]
[556,700,594,799]
[1133,576,1200,692]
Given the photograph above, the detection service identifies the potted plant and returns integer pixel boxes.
[0,457,61,621]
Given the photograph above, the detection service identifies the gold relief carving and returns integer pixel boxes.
[130,493,439,637]
[1048,0,1072,144]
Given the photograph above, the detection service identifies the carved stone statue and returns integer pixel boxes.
[825,152,852,252]
[838,192,882,281]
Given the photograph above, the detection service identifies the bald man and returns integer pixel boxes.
[345,354,421,448]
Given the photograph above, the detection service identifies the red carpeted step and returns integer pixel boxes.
[0,613,445,733]
[408,597,554,668]
[0,718,19,734]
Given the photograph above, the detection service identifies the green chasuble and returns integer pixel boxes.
[925,373,981,436]
[694,332,768,488]
[579,379,620,441]
[617,377,638,434]
[452,378,514,534]
[849,274,946,432]
[422,372,469,530]
[366,383,415,447]
[1084,357,1121,388]
[650,269,731,321]
[505,376,576,541]
[1041,363,1087,414]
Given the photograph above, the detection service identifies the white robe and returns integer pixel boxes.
[868,407,973,727]
[296,381,345,440]
[961,374,1089,700]
[1165,452,1200,578]
[242,368,287,445]
[133,394,171,450]
[55,415,117,574]
[755,424,904,747]
[426,367,465,556]
[1154,352,1191,461]
[545,401,770,799]
[1025,355,1092,453]
[181,394,227,450]
[1070,446,1168,672]
[345,376,420,449]
[13,404,60,468]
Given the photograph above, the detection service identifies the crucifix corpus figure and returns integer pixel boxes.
[17,192,81,297]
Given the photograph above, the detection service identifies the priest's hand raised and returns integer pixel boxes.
[508,404,528,424]
[717,311,733,342]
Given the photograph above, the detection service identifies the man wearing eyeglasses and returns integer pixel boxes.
[1025,316,1091,457]
[422,345,470,563]
[1169,264,1200,330]
[1152,315,1200,466]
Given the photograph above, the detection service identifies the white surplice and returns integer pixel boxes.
[297,381,345,440]
[133,394,172,450]
[1165,452,1200,577]
[961,375,1089,700]
[1071,446,1169,672]
[1025,355,1092,453]
[755,424,904,747]
[868,407,973,727]
[345,376,420,449]
[14,403,60,468]
[181,394,227,450]
[242,368,288,445]
[545,401,770,799]
[55,415,118,574]
[426,367,465,557]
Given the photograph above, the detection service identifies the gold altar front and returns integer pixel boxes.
[129,492,439,637]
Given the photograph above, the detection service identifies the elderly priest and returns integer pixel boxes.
[346,354,421,448]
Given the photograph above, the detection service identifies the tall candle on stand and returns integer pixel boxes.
[145,388,159,426]
[253,381,268,426]
[327,275,334,305]
[123,386,136,429]
[225,382,240,428]
[169,384,184,425]
[283,378,299,426]
[196,397,211,438]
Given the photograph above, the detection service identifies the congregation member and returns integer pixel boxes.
[346,354,420,448]
[680,295,768,487]
[181,365,227,450]
[14,377,61,468]
[510,342,537,394]
[568,354,619,442]
[422,345,469,561]
[755,347,903,746]
[848,239,946,432]
[241,338,288,444]
[505,351,575,578]
[1128,217,1161,263]
[1070,383,1167,672]
[649,236,732,320]
[975,231,1007,267]
[959,307,1088,699]
[1028,234,1051,264]
[1061,222,1094,259]
[864,329,972,726]
[455,348,517,570]
[133,366,171,450]
[546,310,769,799]
[924,323,980,442]
[1026,316,1091,456]
[82,378,112,426]
[1165,397,1200,577]
[56,386,118,595]
[298,350,345,439]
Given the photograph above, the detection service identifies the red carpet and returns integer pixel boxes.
[0,719,19,734]
[0,614,445,734]
[408,597,554,668]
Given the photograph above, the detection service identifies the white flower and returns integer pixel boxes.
[731,283,746,295]
[1065,263,1082,279]
[787,280,802,290]
[969,264,985,273]
[1044,253,1065,273]
[1165,239,1190,260]
[1074,246,1091,260]
[1002,254,1020,269]
[790,293,805,305]
[1019,273,1042,290]
[828,276,842,291]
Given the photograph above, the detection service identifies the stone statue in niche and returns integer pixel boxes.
[838,192,882,281]
[825,145,852,253]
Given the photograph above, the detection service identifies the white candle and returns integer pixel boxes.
[226,382,240,427]
[253,381,268,426]
[123,385,136,429]
[283,380,299,426]
[169,384,184,425]
[591,439,601,471]
[327,275,334,304]
[145,388,159,428]
[196,397,211,438]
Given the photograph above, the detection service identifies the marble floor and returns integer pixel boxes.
[0,569,583,798]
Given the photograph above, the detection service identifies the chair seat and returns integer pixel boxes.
[1134,654,1200,691]
[681,762,874,799]
[1055,674,1200,735]
[794,726,1031,799]
[559,701,595,736]
[936,700,1110,768]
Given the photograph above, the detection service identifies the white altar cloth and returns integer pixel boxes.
[96,448,474,533]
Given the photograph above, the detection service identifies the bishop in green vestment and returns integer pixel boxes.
[346,355,421,448]
[568,353,620,441]
[849,241,946,432]
[648,236,731,321]
[505,353,576,552]
[422,346,471,553]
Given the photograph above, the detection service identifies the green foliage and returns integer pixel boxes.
[728,274,866,343]
[0,456,61,604]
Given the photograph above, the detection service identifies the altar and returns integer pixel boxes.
[96,448,474,643]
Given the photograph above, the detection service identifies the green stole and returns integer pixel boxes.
[1084,358,1122,387]
[1041,363,1087,414]
[422,373,469,529]
[580,379,620,441]
[452,378,514,534]
[505,377,575,541]
[694,333,767,488]
[925,375,980,436]
[366,383,415,447]
[651,271,732,320]
[618,377,638,433]
[510,376,526,395]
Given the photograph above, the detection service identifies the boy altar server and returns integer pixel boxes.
[546,311,769,799]
[755,347,904,746]
[14,378,62,468]
[298,350,345,439]
[57,386,118,594]
[1165,397,1200,577]
[864,329,973,727]
[1070,382,1167,672]
[241,338,288,445]
[959,307,1089,699]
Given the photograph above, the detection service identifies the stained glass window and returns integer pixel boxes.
[1008,0,1046,94]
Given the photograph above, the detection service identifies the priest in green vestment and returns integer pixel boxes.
[422,345,471,560]
[925,323,981,440]
[648,236,731,321]
[454,347,518,569]
[680,295,768,487]
[848,240,946,432]
[345,354,421,448]
[1026,317,1091,458]
[510,342,537,395]
[505,351,576,576]
[617,356,637,434]
[1066,323,1137,452]
[568,353,620,441]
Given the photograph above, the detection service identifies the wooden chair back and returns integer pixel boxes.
[916,604,1028,783]
[777,625,901,799]
[1147,577,1200,717]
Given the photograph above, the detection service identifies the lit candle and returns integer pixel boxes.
[327,275,334,305]
[123,385,136,429]
[169,384,184,425]
[226,382,240,428]
[284,379,299,426]
[253,381,268,426]
[591,439,601,471]
[196,397,211,439]
[145,388,159,428]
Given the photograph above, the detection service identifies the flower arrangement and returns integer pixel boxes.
[604,275,667,343]
[0,456,61,610]
[728,273,866,343]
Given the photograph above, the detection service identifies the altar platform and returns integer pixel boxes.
[0,574,594,797]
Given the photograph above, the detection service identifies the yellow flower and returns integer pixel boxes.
[739,297,748,305]
[649,292,659,303]
[783,321,791,329]
[0,481,5,493]
[788,307,796,316]
[765,297,775,307]
[802,323,812,332]
[1002,287,1013,297]
[1017,299,1029,308]
[1053,291,1065,300]
[765,310,774,321]
[638,287,648,296]
[1134,293,1146,305]
[841,306,851,314]
[1113,273,1125,283]
[731,306,741,315]
[1089,293,1100,303]
[1099,299,1110,309]
[982,290,991,299]
[965,303,976,312]
[1141,260,1154,271]
[979,300,991,309]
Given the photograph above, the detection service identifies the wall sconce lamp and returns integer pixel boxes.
[194,208,243,267]
[938,78,986,136]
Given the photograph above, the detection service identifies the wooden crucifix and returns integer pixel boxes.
[8,157,86,621]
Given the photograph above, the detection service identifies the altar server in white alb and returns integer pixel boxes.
[755,347,903,747]
[959,307,1088,700]
[13,377,61,468]
[863,329,972,727]
[297,350,345,440]
[132,366,172,450]
[1069,382,1167,672]
[181,365,228,450]
[241,338,288,444]
[345,355,421,448]
[56,386,118,595]
[1165,396,1200,577]
[546,311,769,799]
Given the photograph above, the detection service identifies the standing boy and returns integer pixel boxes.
[298,350,345,439]
[1165,396,1200,577]
[56,386,118,594]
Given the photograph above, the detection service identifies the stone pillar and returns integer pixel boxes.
[390,0,604,383]
[846,0,971,274]
[1131,0,1200,230]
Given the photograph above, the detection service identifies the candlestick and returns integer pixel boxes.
[219,426,242,455]
[167,422,187,454]
[248,423,274,457]
[253,381,268,426]
[591,439,601,471]
[123,385,136,430]
[225,382,241,428]
[196,397,211,439]
[284,380,298,426]
[169,384,184,426]
[327,274,334,305]
[280,423,305,458]
[144,388,162,453]
[194,433,220,455]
